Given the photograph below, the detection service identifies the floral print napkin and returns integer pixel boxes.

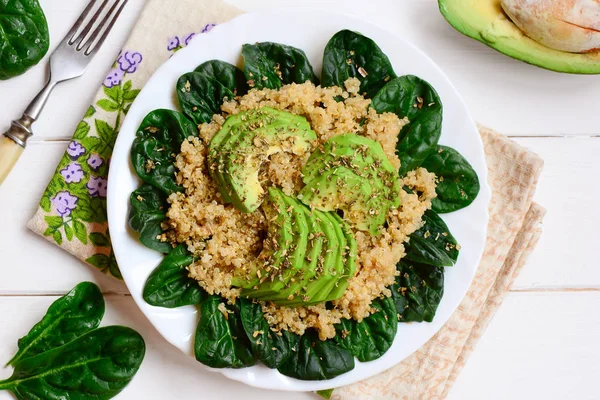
[28,1,545,398]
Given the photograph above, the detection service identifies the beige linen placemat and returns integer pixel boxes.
[27,0,546,398]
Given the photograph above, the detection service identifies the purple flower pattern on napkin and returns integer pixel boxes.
[60,163,84,184]
[51,191,78,217]
[66,141,85,159]
[104,69,124,88]
[117,51,143,73]
[87,176,108,198]
[167,36,180,51]
[167,24,218,53]
[87,154,104,170]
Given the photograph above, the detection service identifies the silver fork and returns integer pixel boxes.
[0,0,129,186]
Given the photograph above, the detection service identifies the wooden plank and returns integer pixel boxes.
[0,295,314,400]
[448,291,600,399]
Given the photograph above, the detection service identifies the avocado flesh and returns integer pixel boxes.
[276,209,339,306]
[266,204,324,304]
[231,188,293,289]
[324,213,357,302]
[246,193,309,299]
[209,107,317,213]
[439,0,600,74]
[300,133,401,235]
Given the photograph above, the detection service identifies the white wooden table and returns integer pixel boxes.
[1,0,599,399]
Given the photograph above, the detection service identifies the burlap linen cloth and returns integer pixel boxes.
[27,0,546,398]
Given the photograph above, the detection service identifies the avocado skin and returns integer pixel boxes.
[438,0,600,74]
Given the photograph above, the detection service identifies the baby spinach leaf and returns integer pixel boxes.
[371,75,443,175]
[421,145,480,213]
[321,30,396,98]
[405,210,459,267]
[194,59,249,96]
[0,326,146,400]
[242,42,319,90]
[194,296,255,369]
[143,245,207,308]
[238,298,299,368]
[177,72,235,125]
[392,260,444,323]
[6,282,104,366]
[333,296,397,362]
[131,109,197,194]
[128,183,172,253]
[277,330,355,381]
[0,0,49,80]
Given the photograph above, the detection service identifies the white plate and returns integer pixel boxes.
[107,9,491,392]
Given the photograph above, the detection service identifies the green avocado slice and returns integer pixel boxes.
[438,0,600,74]
[248,192,309,299]
[324,214,357,302]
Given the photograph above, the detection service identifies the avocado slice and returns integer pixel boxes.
[208,107,317,213]
[438,0,600,74]
[246,192,309,299]
[323,213,357,302]
[300,133,401,235]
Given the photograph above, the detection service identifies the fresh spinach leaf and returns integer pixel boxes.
[421,145,480,213]
[131,109,197,194]
[277,330,355,381]
[195,59,249,96]
[194,296,255,368]
[321,30,396,98]
[143,245,207,308]
[6,282,104,366]
[238,298,299,368]
[334,296,397,362]
[0,0,49,80]
[405,210,459,267]
[128,183,172,253]
[372,75,443,175]
[242,42,319,89]
[391,260,444,322]
[0,326,146,400]
[177,72,235,125]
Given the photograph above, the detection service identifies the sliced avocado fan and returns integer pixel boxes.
[208,107,317,213]
[299,133,401,235]
[438,0,600,74]
[231,188,357,306]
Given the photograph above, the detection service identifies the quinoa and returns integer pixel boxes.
[162,78,436,340]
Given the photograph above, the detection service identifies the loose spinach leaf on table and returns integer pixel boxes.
[131,109,198,194]
[421,145,480,213]
[177,71,236,125]
[0,326,146,400]
[277,329,355,381]
[391,260,444,322]
[143,245,207,308]
[321,30,396,98]
[194,60,249,96]
[6,282,104,367]
[405,210,459,267]
[242,42,319,90]
[194,296,255,369]
[372,75,443,175]
[239,298,299,368]
[0,0,49,80]
[334,296,397,362]
[129,183,172,253]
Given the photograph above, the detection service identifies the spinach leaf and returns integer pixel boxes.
[143,245,207,308]
[238,298,299,368]
[391,260,444,322]
[277,330,355,381]
[0,326,146,400]
[177,72,235,125]
[405,210,459,267]
[194,59,249,96]
[372,75,443,175]
[128,183,172,253]
[334,296,397,362]
[421,145,480,213]
[242,42,319,89]
[0,0,49,80]
[131,109,198,194]
[6,282,104,366]
[194,296,255,368]
[321,30,396,98]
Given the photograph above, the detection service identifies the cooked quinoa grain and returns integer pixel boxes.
[161,79,436,340]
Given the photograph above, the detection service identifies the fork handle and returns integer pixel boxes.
[0,115,34,186]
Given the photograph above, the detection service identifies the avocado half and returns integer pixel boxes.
[439,0,600,74]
